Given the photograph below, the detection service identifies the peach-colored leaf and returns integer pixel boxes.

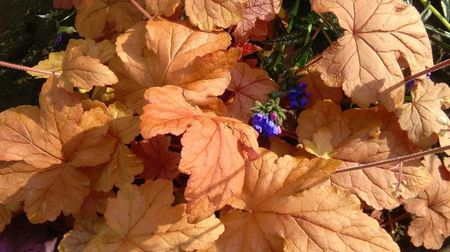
[0,162,91,224]
[185,0,244,31]
[75,0,143,39]
[86,180,224,251]
[396,79,450,148]
[226,62,278,122]
[61,47,118,91]
[297,100,431,209]
[210,149,399,251]
[404,155,450,250]
[144,0,180,16]
[141,85,259,221]
[78,191,115,221]
[301,69,343,107]
[59,216,103,252]
[232,0,281,43]
[67,39,115,63]
[0,77,116,223]
[79,103,142,192]
[27,52,64,79]
[115,19,237,113]
[131,135,180,180]
[312,0,433,111]
[87,144,143,192]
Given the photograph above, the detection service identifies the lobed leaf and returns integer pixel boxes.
[210,149,399,251]
[141,85,259,221]
[396,79,450,148]
[85,180,224,251]
[404,155,450,250]
[312,0,433,111]
[297,100,431,209]
[226,62,278,122]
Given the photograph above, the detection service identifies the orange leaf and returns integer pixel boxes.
[75,0,143,39]
[297,100,431,209]
[232,0,281,43]
[404,155,450,250]
[210,149,399,251]
[59,215,104,252]
[80,103,143,192]
[396,79,450,148]
[301,69,343,108]
[85,180,224,251]
[141,85,259,221]
[115,19,237,113]
[312,0,433,111]
[131,135,180,180]
[185,0,244,31]
[0,77,116,223]
[144,0,180,16]
[226,62,278,122]
[61,46,118,91]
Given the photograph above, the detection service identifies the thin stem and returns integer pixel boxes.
[0,60,60,77]
[334,145,450,174]
[128,0,152,20]
[403,58,450,84]
[419,0,450,31]
[383,59,450,94]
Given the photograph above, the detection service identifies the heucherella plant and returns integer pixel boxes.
[0,0,449,251]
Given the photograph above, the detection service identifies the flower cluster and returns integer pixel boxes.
[287,82,311,109]
[251,99,286,137]
[251,112,282,136]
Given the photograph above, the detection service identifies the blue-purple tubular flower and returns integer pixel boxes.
[54,32,65,46]
[251,112,282,136]
[287,82,311,109]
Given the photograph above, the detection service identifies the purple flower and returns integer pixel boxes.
[251,112,282,136]
[287,82,311,109]
[54,32,65,45]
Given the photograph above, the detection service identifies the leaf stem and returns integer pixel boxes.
[419,0,450,31]
[128,0,152,20]
[0,60,60,77]
[383,59,450,94]
[334,145,450,174]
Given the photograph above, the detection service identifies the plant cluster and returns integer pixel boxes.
[0,0,450,251]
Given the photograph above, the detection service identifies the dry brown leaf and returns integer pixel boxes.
[210,148,399,251]
[396,79,450,148]
[232,0,281,43]
[311,0,433,111]
[404,155,450,250]
[226,62,278,122]
[0,77,117,223]
[141,85,259,221]
[297,100,431,209]
[131,135,180,180]
[76,0,143,39]
[115,19,238,113]
[185,0,244,31]
[85,180,224,251]
[144,0,180,16]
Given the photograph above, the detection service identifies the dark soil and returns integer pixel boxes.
[0,0,68,111]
